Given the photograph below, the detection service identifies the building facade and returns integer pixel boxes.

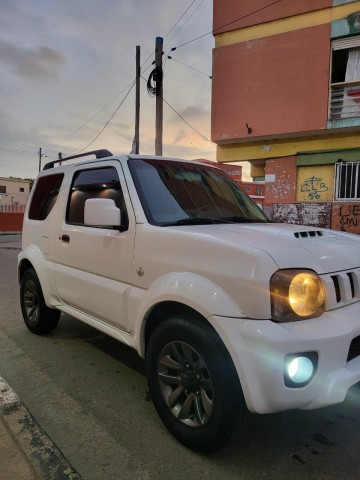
[0,177,32,211]
[212,0,360,233]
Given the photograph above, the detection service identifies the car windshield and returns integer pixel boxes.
[128,158,269,226]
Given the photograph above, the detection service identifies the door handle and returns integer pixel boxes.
[60,234,70,243]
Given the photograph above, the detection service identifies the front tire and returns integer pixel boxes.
[146,315,247,452]
[20,268,60,334]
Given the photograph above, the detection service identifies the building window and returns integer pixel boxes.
[335,161,360,200]
[256,187,263,196]
[0,186,6,194]
[19,187,24,192]
[330,36,360,119]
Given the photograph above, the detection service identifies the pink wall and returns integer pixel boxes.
[214,0,331,34]
[212,25,330,143]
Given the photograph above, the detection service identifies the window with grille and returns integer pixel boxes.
[335,161,360,200]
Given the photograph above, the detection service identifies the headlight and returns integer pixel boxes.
[271,270,325,322]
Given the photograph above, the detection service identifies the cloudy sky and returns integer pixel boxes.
[0,0,217,179]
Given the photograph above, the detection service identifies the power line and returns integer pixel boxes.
[0,136,36,149]
[167,56,212,79]
[163,97,214,145]
[162,0,207,74]
[141,0,207,75]
[171,0,284,51]
[0,147,36,155]
[164,0,206,49]
[44,79,137,155]
[76,80,136,154]
[164,0,198,40]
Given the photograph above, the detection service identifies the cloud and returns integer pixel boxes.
[0,39,65,80]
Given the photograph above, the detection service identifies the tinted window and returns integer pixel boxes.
[129,159,269,226]
[67,167,128,228]
[28,173,64,220]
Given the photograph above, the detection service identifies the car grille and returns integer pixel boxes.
[322,268,360,310]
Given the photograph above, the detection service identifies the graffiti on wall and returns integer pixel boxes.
[337,204,360,231]
[300,176,329,200]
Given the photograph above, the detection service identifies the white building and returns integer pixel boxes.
[0,177,32,212]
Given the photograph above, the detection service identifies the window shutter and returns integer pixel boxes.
[332,36,360,50]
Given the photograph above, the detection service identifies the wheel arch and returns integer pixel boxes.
[144,301,214,352]
[18,248,59,308]
[18,258,33,283]
[133,271,244,357]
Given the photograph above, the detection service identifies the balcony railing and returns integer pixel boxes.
[329,80,360,120]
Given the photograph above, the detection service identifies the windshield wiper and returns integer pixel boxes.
[218,216,268,223]
[162,217,230,226]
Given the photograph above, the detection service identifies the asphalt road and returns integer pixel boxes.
[1,243,360,479]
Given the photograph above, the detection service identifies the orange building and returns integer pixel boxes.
[211,0,360,233]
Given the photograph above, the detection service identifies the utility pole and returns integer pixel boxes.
[38,147,45,172]
[155,36,163,156]
[135,45,141,154]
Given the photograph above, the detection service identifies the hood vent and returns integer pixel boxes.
[294,231,323,239]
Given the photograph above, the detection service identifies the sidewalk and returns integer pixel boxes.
[0,376,81,480]
[1,237,81,479]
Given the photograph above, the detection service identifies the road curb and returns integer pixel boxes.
[0,376,81,480]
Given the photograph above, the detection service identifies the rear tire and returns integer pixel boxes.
[146,315,247,452]
[20,268,60,334]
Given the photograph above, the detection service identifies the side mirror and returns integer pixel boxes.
[84,198,121,229]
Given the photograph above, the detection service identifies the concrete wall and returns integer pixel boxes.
[265,156,297,204]
[212,25,330,143]
[270,201,360,234]
[0,213,24,233]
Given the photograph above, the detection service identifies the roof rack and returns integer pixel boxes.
[43,149,113,170]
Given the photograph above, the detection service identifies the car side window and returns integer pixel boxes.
[66,167,128,229]
[28,173,64,220]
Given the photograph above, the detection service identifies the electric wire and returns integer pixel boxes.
[0,136,36,149]
[44,79,137,156]
[0,147,36,155]
[164,0,198,40]
[76,80,136,154]
[167,56,212,79]
[163,97,214,145]
[141,0,206,75]
[171,0,284,51]
[164,0,206,49]
[32,1,209,158]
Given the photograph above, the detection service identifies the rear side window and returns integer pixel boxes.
[66,167,128,228]
[28,173,64,220]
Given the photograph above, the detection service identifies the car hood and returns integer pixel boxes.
[172,222,360,274]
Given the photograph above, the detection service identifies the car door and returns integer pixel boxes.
[54,161,135,332]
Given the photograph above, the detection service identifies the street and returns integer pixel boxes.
[1,243,360,479]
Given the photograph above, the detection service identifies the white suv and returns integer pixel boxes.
[19,150,360,452]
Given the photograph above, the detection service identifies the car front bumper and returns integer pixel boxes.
[209,301,360,414]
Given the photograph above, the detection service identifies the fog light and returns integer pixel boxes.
[284,353,318,388]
